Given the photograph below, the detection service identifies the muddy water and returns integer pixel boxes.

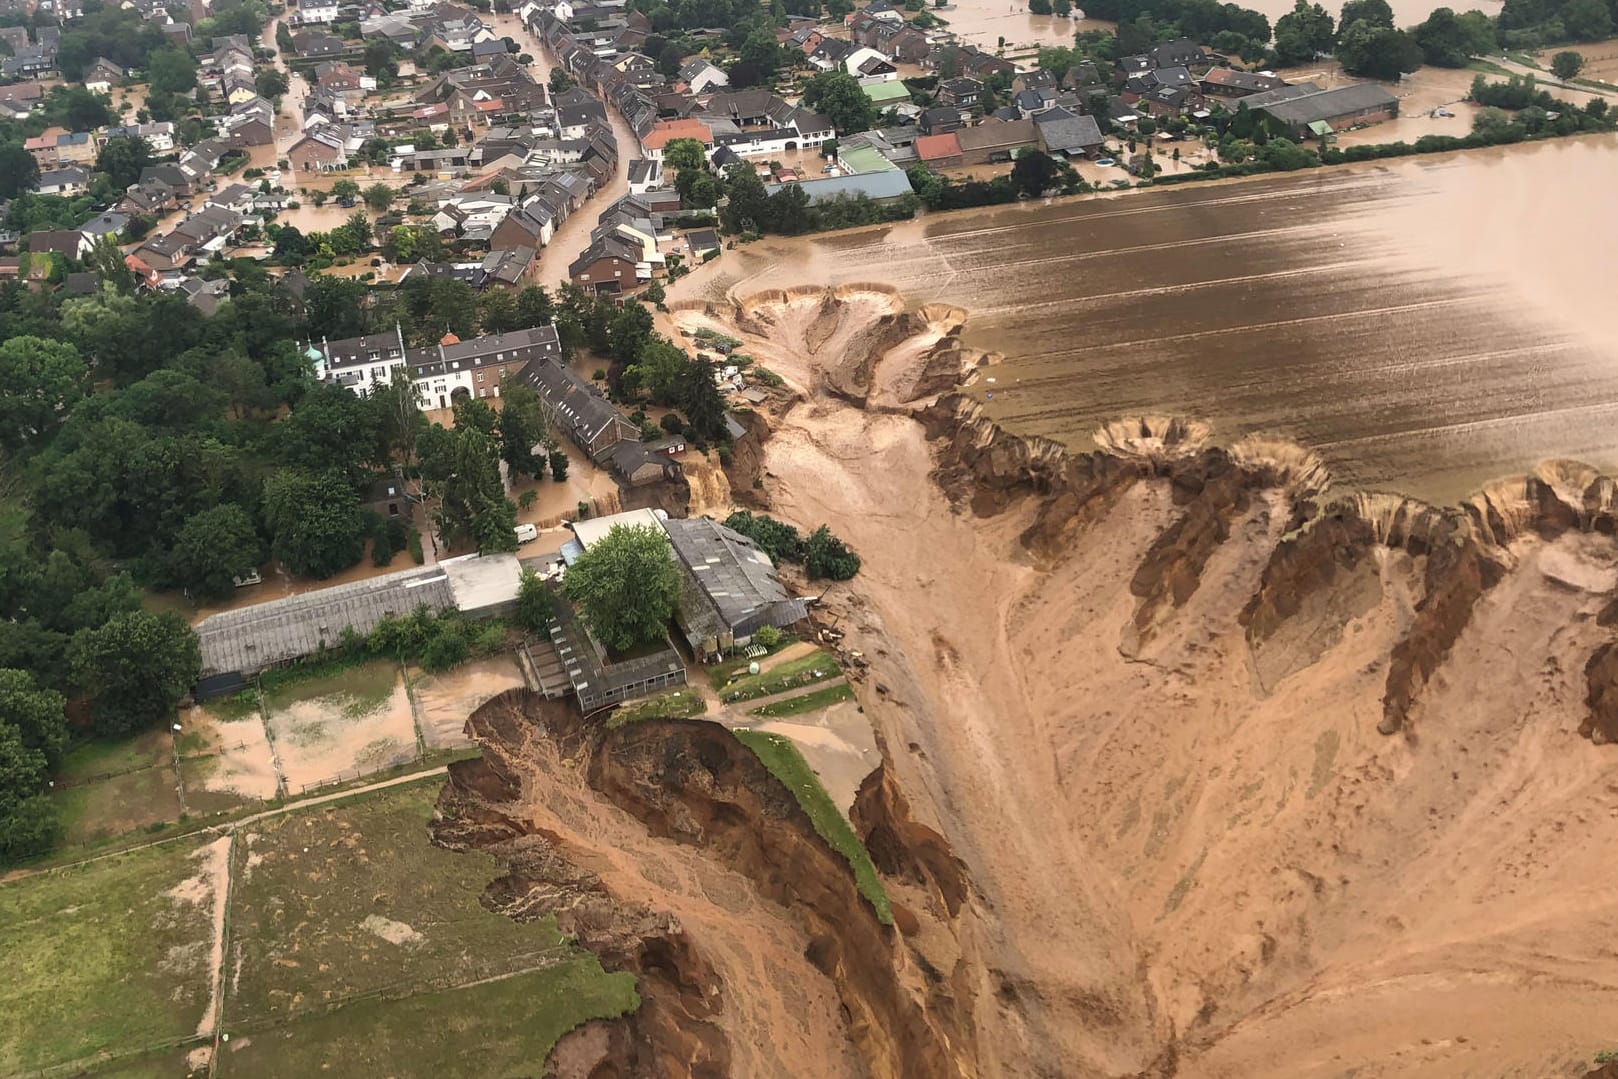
[694,136,1618,503]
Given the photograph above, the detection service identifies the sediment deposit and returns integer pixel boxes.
[442,281,1618,1078]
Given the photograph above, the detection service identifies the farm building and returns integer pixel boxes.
[1242,82,1399,137]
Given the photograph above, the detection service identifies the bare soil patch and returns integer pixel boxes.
[263,661,418,793]
[407,654,526,749]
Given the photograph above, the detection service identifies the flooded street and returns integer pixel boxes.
[687,135,1618,504]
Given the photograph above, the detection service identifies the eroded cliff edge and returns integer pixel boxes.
[431,691,976,1079]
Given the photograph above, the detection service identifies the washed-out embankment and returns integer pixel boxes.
[431,691,977,1079]
[437,283,1618,1078]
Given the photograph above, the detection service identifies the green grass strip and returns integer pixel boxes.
[746,682,854,718]
[731,730,892,926]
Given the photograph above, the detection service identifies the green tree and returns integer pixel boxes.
[1339,0,1394,26]
[514,285,555,328]
[71,610,200,736]
[514,568,555,631]
[0,336,90,449]
[766,182,812,234]
[664,137,708,172]
[0,143,39,199]
[1552,50,1585,78]
[94,135,152,190]
[147,45,198,94]
[172,505,262,601]
[720,161,771,233]
[331,178,361,204]
[302,274,368,338]
[0,722,59,865]
[801,70,878,134]
[563,524,680,652]
[1337,19,1425,77]
[724,510,805,564]
[362,183,395,212]
[0,668,69,769]
[739,27,784,76]
[256,67,290,98]
[1010,147,1061,196]
[805,524,860,580]
[549,449,569,481]
[424,424,518,553]
[1413,6,1493,66]
[364,39,398,80]
[1563,0,1614,39]
[263,468,368,578]
[678,354,727,441]
[1273,0,1335,64]
[549,67,576,93]
[277,381,384,485]
[498,378,548,479]
[478,288,517,334]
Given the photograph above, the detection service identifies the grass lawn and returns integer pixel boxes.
[732,730,892,926]
[607,687,706,728]
[54,763,183,846]
[747,681,854,718]
[228,784,599,1023]
[57,729,171,783]
[177,755,256,817]
[704,636,799,690]
[1467,58,1512,75]
[716,650,842,704]
[0,838,219,1075]
[84,1048,196,1078]
[217,962,637,1079]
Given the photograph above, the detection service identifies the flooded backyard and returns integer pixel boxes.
[687,135,1618,504]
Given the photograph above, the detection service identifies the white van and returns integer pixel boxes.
[514,523,538,544]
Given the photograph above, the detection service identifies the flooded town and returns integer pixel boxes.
[4,0,1618,1074]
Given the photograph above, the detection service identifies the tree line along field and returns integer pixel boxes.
[0,780,637,1079]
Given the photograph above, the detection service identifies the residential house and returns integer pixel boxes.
[936,76,982,110]
[288,128,349,170]
[23,133,58,166]
[517,355,638,461]
[294,0,341,23]
[568,232,645,294]
[914,131,962,169]
[78,211,129,242]
[639,116,713,159]
[844,46,897,82]
[1148,37,1207,70]
[35,165,89,196]
[626,158,662,194]
[102,121,177,152]
[0,81,45,119]
[292,30,349,59]
[1200,67,1286,99]
[916,106,963,136]
[84,57,124,93]
[679,57,727,93]
[1034,108,1104,158]
[315,60,364,94]
[1014,86,1058,118]
[179,275,231,315]
[314,324,564,402]
[29,229,92,259]
[2,46,57,80]
[956,117,1038,165]
[698,90,834,155]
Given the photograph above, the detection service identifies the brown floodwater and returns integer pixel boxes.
[691,135,1618,504]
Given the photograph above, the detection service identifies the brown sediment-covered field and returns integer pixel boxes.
[697,135,1618,505]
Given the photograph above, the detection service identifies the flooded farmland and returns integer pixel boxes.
[692,135,1618,504]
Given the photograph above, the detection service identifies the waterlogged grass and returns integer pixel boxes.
[717,650,841,703]
[747,682,854,718]
[607,688,706,728]
[0,839,218,1075]
[262,657,398,718]
[732,730,892,926]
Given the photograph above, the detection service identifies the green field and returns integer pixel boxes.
[716,649,842,703]
[0,838,221,1075]
[747,681,855,718]
[54,762,183,845]
[261,657,399,717]
[732,730,892,925]
[228,784,603,1021]
[218,962,636,1079]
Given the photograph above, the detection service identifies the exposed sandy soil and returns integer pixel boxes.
[180,704,280,802]
[407,655,527,749]
[659,284,1618,1078]
[265,668,419,792]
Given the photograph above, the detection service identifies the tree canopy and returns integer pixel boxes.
[563,524,681,653]
[70,610,201,736]
[801,70,878,135]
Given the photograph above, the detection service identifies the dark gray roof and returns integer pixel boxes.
[1245,82,1396,126]
[663,516,808,649]
[1035,109,1104,154]
[196,565,456,676]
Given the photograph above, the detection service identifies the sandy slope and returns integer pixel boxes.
[668,288,1618,1078]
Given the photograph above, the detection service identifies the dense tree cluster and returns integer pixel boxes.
[723,512,861,580]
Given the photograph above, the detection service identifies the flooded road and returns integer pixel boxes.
[689,135,1618,504]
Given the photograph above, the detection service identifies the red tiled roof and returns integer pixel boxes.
[642,118,713,149]
[915,132,962,161]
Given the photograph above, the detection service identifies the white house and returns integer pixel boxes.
[843,47,897,83]
[293,0,340,23]
[679,58,728,94]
